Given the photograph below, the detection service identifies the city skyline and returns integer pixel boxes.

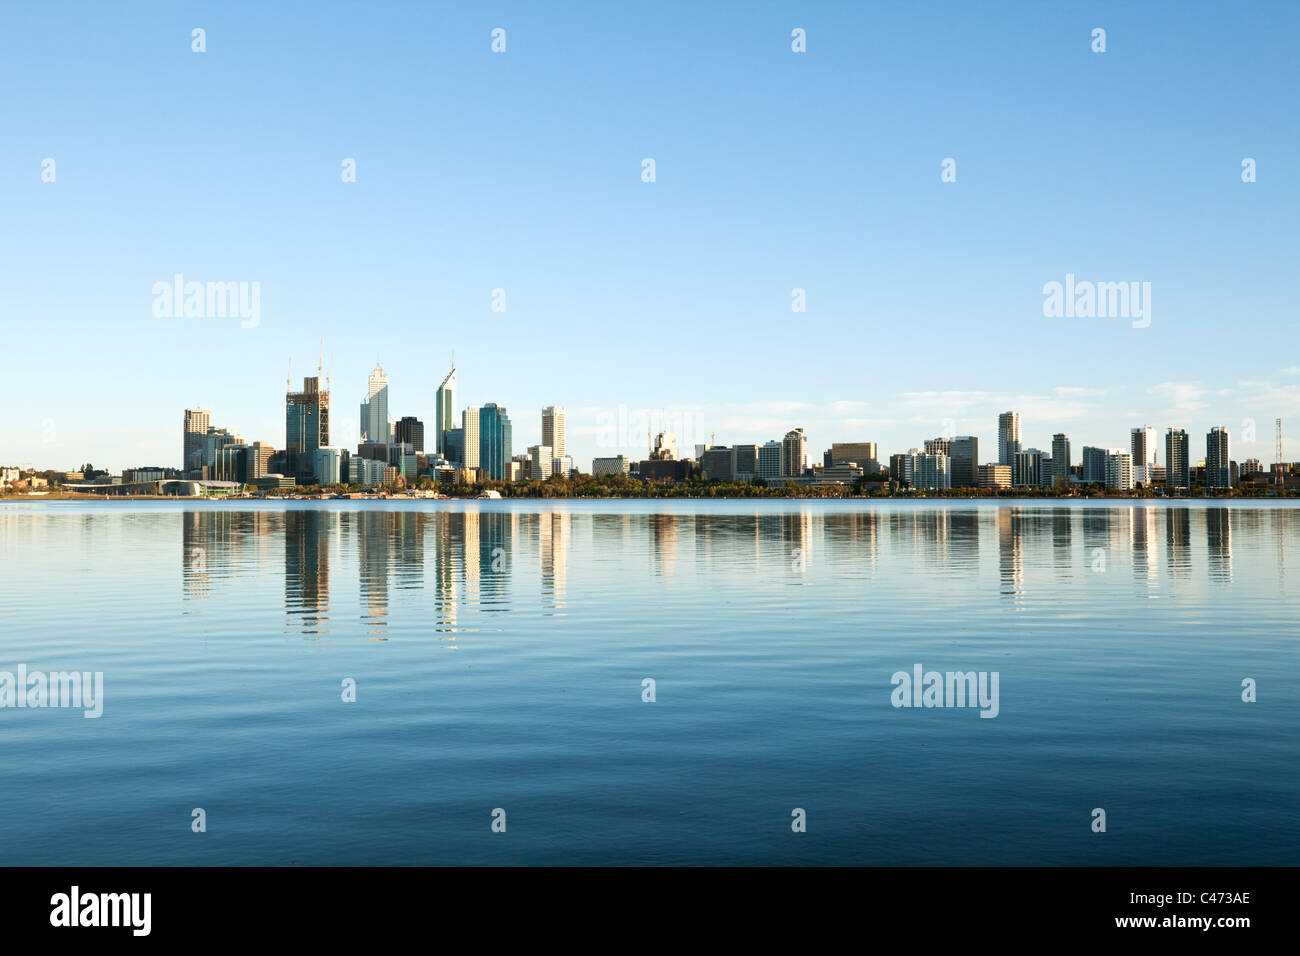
[2,3,1296,473]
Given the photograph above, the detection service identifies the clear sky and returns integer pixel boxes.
[2,1,1297,472]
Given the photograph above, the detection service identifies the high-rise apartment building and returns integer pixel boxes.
[1206,426,1231,489]
[998,411,1021,466]
[1131,425,1157,468]
[758,441,782,480]
[183,408,211,471]
[1166,428,1190,489]
[1050,433,1071,488]
[435,365,456,458]
[1081,445,1109,484]
[1105,450,1133,491]
[781,429,807,478]
[542,406,565,460]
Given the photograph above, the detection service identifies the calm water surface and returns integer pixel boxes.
[0,499,1296,865]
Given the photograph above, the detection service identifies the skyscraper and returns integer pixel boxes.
[461,407,481,469]
[1050,433,1071,488]
[435,365,456,457]
[781,428,807,478]
[360,363,390,444]
[1131,425,1157,468]
[949,436,978,488]
[998,411,1021,466]
[286,376,330,458]
[1166,428,1190,489]
[479,404,512,480]
[1082,446,1108,484]
[542,406,566,460]
[183,408,210,471]
[395,416,425,454]
[1206,426,1231,489]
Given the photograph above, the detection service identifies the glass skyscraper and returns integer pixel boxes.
[479,404,512,480]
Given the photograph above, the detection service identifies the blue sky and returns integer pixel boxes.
[1,1,1297,471]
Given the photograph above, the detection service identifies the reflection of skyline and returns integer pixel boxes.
[177,505,1286,633]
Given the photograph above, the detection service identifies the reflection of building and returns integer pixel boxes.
[285,509,332,633]
[1206,507,1232,580]
[1166,506,1191,574]
[540,509,569,609]
[997,507,1024,603]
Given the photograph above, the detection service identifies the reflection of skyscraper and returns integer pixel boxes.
[357,510,393,631]
[997,507,1024,603]
[1206,507,1232,581]
[1166,507,1191,575]
[285,510,331,633]
[1131,505,1159,581]
[436,366,456,458]
[1050,507,1072,573]
[649,513,679,574]
[540,508,570,610]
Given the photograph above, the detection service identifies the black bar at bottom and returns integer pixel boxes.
[0,866,1274,941]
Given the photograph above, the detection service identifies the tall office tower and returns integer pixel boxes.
[1166,428,1190,489]
[1131,425,1157,468]
[395,416,425,454]
[758,440,782,479]
[360,363,390,443]
[948,436,979,488]
[183,408,211,471]
[461,407,481,469]
[924,437,951,457]
[1050,434,1071,487]
[286,376,330,456]
[542,406,566,460]
[435,365,456,457]
[998,411,1021,466]
[781,428,807,477]
[479,403,513,480]
[1081,445,1108,484]
[733,444,760,480]
[1105,450,1134,491]
[1206,426,1231,489]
